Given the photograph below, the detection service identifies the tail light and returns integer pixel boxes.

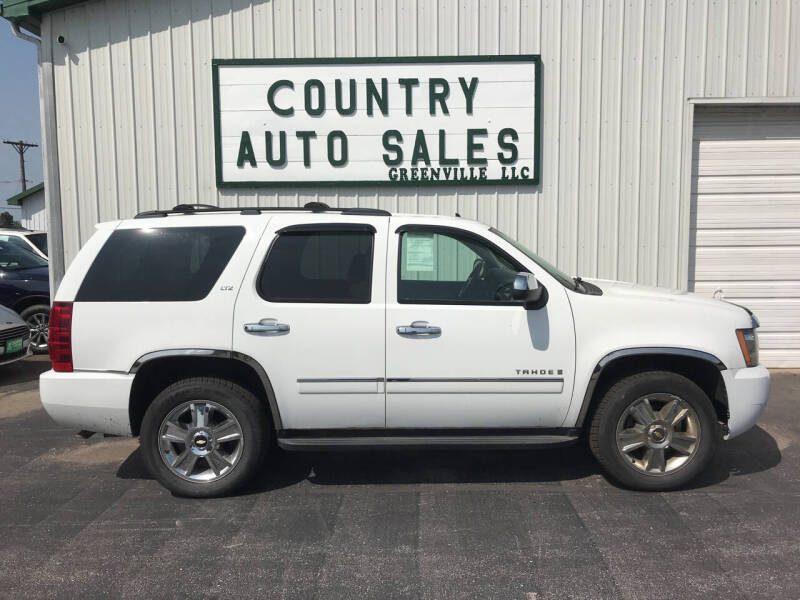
[49,301,73,372]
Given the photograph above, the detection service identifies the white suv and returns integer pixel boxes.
[40,203,770,497]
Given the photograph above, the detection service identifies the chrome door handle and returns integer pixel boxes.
[244,319,290,334]
[396,321,441,336]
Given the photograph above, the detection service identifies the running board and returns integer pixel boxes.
[278,433,580,451]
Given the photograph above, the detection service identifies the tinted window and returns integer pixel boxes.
[0,240,48,269]
[25,233,48,256]
[259,229,373,303]
[77,226,245,302]
[398,230,519,304]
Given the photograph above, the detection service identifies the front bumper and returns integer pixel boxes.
[0,338,32,366]
[722,365,770,439]
[39,369,134,436]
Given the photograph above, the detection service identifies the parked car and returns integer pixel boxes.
[39,203,770,497]
[0,229,48,259]
[0,240,50,353]
[0,304,32,366]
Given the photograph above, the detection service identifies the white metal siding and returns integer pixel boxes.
[41,0,800,290]
[19,188,47,232]
[691,105,800,368]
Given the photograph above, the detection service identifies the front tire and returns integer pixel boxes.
[140,377,270,497]
[589,371,719,491]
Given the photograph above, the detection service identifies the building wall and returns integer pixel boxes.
[19,188,47,231]
[41,0,800,287]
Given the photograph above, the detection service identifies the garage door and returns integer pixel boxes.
[691,105,800,368]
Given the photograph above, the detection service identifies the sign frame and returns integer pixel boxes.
[212,55,542,188]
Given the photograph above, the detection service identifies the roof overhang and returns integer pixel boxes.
[0,0,85,35]
[6,182,43,206]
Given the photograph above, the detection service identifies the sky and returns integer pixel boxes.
[0,19,42,218]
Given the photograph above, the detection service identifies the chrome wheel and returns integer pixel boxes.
[615,393,700,475]
[158,400,244,483]
[26,311,49,351]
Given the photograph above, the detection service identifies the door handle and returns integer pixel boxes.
[244,319,290,334]
[396,321,441,336]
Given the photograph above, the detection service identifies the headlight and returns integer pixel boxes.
[736,328,759,367]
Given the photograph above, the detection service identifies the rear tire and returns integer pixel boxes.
[589,370,719,491]
[140,377,270,497]
[19,304,50,354]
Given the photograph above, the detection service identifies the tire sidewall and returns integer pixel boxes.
[140,378,269,498]
[591,371,719,490]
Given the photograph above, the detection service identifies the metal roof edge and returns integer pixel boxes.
[5,182,43,206]
[1,0,85,31]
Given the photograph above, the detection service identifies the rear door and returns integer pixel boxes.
[233,215,388,430]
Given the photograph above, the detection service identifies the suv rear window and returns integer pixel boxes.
[77,226,245,302]
[258,226,374,303]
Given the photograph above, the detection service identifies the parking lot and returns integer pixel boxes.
[0,358,796,599]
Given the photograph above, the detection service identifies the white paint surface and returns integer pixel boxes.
[17,187,47,232]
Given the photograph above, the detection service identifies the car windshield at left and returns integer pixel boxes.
[0,241,48,269]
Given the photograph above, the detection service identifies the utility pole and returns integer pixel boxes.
[3,139,38,192]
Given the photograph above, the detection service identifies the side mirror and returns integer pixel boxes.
[512,272,548,310]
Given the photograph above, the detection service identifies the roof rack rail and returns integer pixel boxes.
[134,201,391,219]
[173,203,219,212]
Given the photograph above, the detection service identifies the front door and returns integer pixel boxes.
[234,215,388,430]
[385,220,575,428]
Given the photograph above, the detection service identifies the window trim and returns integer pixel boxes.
[257,224,376,304]
[395,224,537,306]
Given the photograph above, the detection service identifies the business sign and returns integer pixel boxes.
[213,56,540,188]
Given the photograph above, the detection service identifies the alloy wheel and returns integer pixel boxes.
[26,311,49,351]
[615,393,701,475]
[158,400,244,483]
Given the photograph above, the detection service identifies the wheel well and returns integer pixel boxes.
[13,296,50,315]
[128,356,273,436]
[580,354,728,430]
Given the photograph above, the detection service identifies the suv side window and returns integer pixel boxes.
[76,226,245,302]
[25,233,48,256]
[398,227,521,304]
[258,224,374,303]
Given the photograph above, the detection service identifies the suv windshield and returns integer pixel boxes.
[25,233,48,256]
[0,241,48,269]
[489,227,577,291]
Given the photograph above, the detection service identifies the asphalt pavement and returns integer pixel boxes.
[0,356,798,599]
